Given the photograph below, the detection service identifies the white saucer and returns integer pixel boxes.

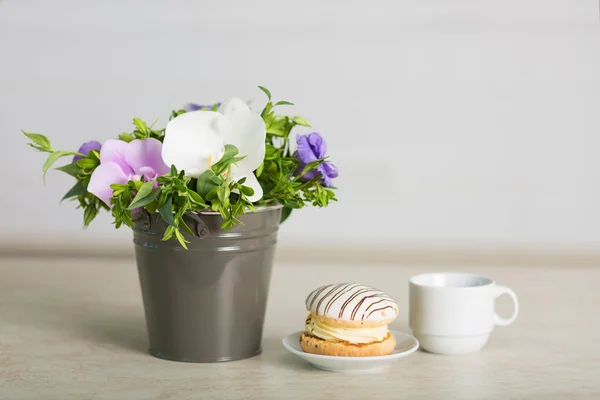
[282,330,420,373]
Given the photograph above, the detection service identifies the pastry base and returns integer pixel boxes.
[299,332,396,357]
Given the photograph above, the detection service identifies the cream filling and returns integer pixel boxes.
[305,313,389,344]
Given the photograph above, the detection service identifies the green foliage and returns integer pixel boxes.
[293,116,311,127]
[170,109,187,121]
[108,151,255,248]
[119,132,135,142]
[61,180,86,202]
[23,132,105,226]
[55,162,80,177]
[128,118,165,141]
[280,206,293,223]
[195,146,257,229]
[64,149,103,226]
[23,132,84,181]
[78,192,110,227]
[257,86,272,101]
[255,87,337,212]
[23,86,338,250]
[23,132,52,151]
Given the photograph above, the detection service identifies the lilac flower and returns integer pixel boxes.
[73,140,102,162]
[294,132,338,187]
[183,102,222,112]
[88,138,170,206]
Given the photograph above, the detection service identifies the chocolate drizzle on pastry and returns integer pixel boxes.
[306,283,397,321]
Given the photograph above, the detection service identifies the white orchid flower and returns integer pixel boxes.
[161,97,266,202]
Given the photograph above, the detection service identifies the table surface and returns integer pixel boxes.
[1,257,599,400]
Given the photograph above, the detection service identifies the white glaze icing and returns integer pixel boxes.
[305,283,398,322]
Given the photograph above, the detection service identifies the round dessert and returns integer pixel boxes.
[300,283,399,357]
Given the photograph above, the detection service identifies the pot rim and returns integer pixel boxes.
[194,203,284,215]
[132,204,284,225]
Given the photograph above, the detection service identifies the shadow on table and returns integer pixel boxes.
[257,337,314,371]
[75,305,149,353]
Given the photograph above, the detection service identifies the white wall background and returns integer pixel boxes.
[1,0,599,253]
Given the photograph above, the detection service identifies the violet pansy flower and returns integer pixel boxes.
[88,138,170,206]
[183,103,222,112]
[294,132,338,187]
[73,140,102,162]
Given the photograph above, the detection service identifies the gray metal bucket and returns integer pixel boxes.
[131,205,282,362]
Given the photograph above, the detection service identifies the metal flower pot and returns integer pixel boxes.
[131,205,282,362]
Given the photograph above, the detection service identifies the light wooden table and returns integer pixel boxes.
[1,257,599,399]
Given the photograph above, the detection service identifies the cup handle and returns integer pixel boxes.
[493,285,519,326]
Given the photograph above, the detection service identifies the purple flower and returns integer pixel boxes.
[294,132,338,187]
[183,102,222,112]
[88,138,170,206]
[73,140,102,162]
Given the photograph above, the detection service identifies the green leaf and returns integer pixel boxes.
[210,198,221,211]
[170,109,186,120]
[88,150,100,161]
[83,204,98,227]
[206,187,220,201]
[174,229,188,250]
[145,199,158,214]
[293,116,311,127]
[110,183,128,191]
[162,225,176,241]
[280,206,293,223]
[132,181,153,201]
[55,162,80,178]
[211,163,227,176]
[298,159,324,178]
[228,156,246,164]
[283,200,302,209]
[133,118,148,135]
[274,100,294,106]
[220,219,234,230]
[188,189,204,206]
[159,197,175,227]
[75,158,99,169]
[196,170,218,198]
[119,132,135,143]
[211,103,219,111]
[218,183,229,204]
[256,163,264,177]
[133,180,144,190]
[257,86,271,101]
[266,127,285,136]
[23,132,52,152]
[157,192,168,208]
[180,219,195,236]
[61,180,86,202]
[241,185,255,197]
[170,164,177,176]
[220,144,239,163]
[128,186,160,210]
[43,151,78,181]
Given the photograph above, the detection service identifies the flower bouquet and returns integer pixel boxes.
[24,87,338,362]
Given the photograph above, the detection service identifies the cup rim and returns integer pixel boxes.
[409,272,494,289]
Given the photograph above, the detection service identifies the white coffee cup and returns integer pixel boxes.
[409,272,519,355]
